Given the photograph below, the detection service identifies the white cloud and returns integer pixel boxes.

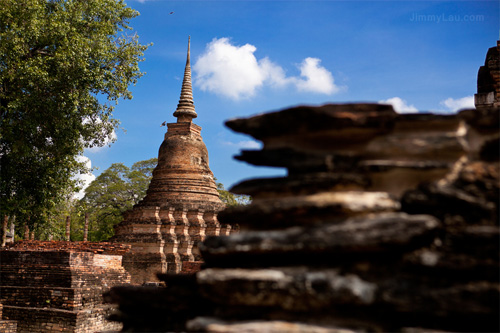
[294,57,338,94]
[193,38,339,100]
[440,96,474,112]
[221,140,262,149]
[259,57,290,88]
[379,97,418,113]
[194,38,266,99]
[73,156,96,200]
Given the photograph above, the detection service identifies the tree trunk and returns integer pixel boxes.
[24,224,29,240]
[65,215,71,241]
[83,212,89,241]
[1,215,8,247]
[30,231,35,240]
[9,216,15,241]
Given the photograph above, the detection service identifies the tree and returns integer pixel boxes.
[0,0,149,230]
[79,158,157,241]
[216,180,251,207]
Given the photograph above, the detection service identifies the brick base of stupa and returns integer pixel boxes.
[112,202,231,284]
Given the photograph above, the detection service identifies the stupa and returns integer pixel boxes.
[112,37,229,284]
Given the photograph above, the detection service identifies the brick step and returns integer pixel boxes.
[0,286,107,310]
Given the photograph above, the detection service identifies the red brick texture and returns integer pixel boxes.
[0,241,130,332]
[180,261,203,274]
[111,120,235,284]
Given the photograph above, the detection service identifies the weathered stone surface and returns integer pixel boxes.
[229,111,464,163]
[187,317,356,333]
[202,213,439,268]
[201,102,496,331]
[197,268,378,309]
[219,192,400,229]
[194,266,499,331]
[231,109,466,197]
[397,225,500,283]
[401,182,497,226]
[379,280,500,317]
[233,148,363,173]
[401,157,499,227]
[225,103,397,143]
[229,173,369,198]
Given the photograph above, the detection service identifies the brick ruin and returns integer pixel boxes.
[111,37,233,284]
[475,40,499,109]
[105,41,499,332]
[0,241,131,332]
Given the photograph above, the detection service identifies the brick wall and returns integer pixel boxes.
[0,241,131,332]
[180,261,203,274]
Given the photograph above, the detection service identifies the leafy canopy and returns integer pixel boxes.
[0,0,149,225]
[216,180,251,207]
[79,158,157,241]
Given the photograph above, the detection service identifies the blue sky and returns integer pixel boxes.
[78,0,499,197]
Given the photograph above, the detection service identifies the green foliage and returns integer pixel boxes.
[78,157,157,241]
[216,180,251,207]
[0,0,149,228]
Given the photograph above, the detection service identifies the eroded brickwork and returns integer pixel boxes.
[0,241,130,332]
[180,261,203,274]
[475,40,500,109]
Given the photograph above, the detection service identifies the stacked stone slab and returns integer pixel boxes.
[105,103,499,332]
[185,103,498,332]
[0,241,130,333]
[111,37,229,284]
[105,42,499,332]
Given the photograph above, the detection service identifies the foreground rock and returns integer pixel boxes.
[105,103,498,332]
[105,41,499,332]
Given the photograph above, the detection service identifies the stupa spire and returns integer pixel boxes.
[173,36,197,122]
